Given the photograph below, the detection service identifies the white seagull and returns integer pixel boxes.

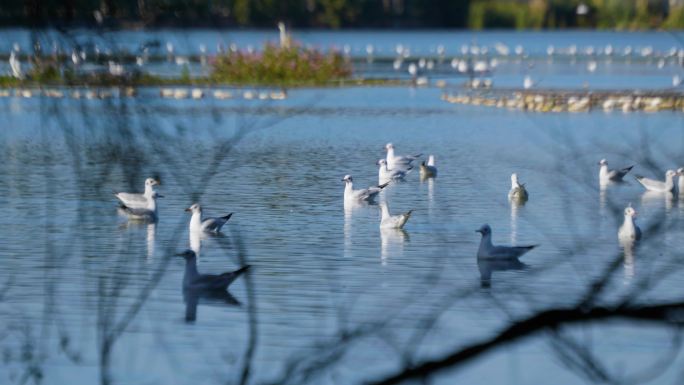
[378,159,411,184]
[177,249,250,291]
[508,173,529,202]
[115,178,160,209]
[9,51,23,79]
[379,202,412,229]
[419,155,437,178]
[635,169,677,193]
[120,191,162,222]
[385,143,422,170]
[618,205,641,241]
[476,224,537,259]
[342,175,389,203]
[185,203,233,233]
[677,167,684,194]
[598,159,633,184]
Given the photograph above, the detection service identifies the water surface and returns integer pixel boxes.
[1,32,684,385]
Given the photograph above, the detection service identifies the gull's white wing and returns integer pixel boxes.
[115,192,148,208]
[381,211,412,229]
[636,176,667,191]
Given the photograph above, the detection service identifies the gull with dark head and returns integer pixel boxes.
[618,205,641,241]
[635,169,677,193]
[379,202,412,229]
[419,155,437,178]
[508,173,528,202]
[120,190,162,222]
[185,203,233,233]
[115,177,160,209]
[476,224,537,259]
[384,143,422,170]
[342,175,389,203]
[598,159,633,184]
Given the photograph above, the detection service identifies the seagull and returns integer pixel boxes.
[677,168,684,194]
[523,75,535,89]
[385,143,422,170]
[342,175,389,203]
[618,205,641,241]
[185,203,233,233]
[9,51,23,79]
[177,249,250,291]
[476,224,537,259]
[120,191,162,222]
[419,155,437,178]
[598,159,633,184]
[278,22,291,49]
[508,173,528,202]
[115,178,160,209]
[377,159,411,184]
[635,169,677,193]
[379,202,412,229]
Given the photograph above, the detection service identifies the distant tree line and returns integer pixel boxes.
[1,0,682,29]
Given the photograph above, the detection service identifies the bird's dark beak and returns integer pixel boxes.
[175,252,185,257]
[475,229,482,233]
[156,194,164,198]
[184,208,191,212]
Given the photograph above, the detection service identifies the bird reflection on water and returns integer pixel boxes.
[380,227,408,266]
[477,258,528,288]
[177,249,249,322]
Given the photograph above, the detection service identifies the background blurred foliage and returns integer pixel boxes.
[0,0,682,29]
[211,42,352,85]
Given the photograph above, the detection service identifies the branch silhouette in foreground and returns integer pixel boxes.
[368,302,684,385]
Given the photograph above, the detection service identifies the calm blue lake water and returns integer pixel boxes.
[1,31,684,385]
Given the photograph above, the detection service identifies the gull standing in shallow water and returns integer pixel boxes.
[342,175,389,203]
[379,202,412,229]
[115,178,160,209]
[635,170,678,193]
[677,168,684,195]
[385,143,422,170]
[618,205,641,241]
[120,191,162,222]
[419,155,437,178]
[476,224,536,259]
[377,159,411,184]
[185,203,233,233]
[508,173,528,202]
[598,159,633,184]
